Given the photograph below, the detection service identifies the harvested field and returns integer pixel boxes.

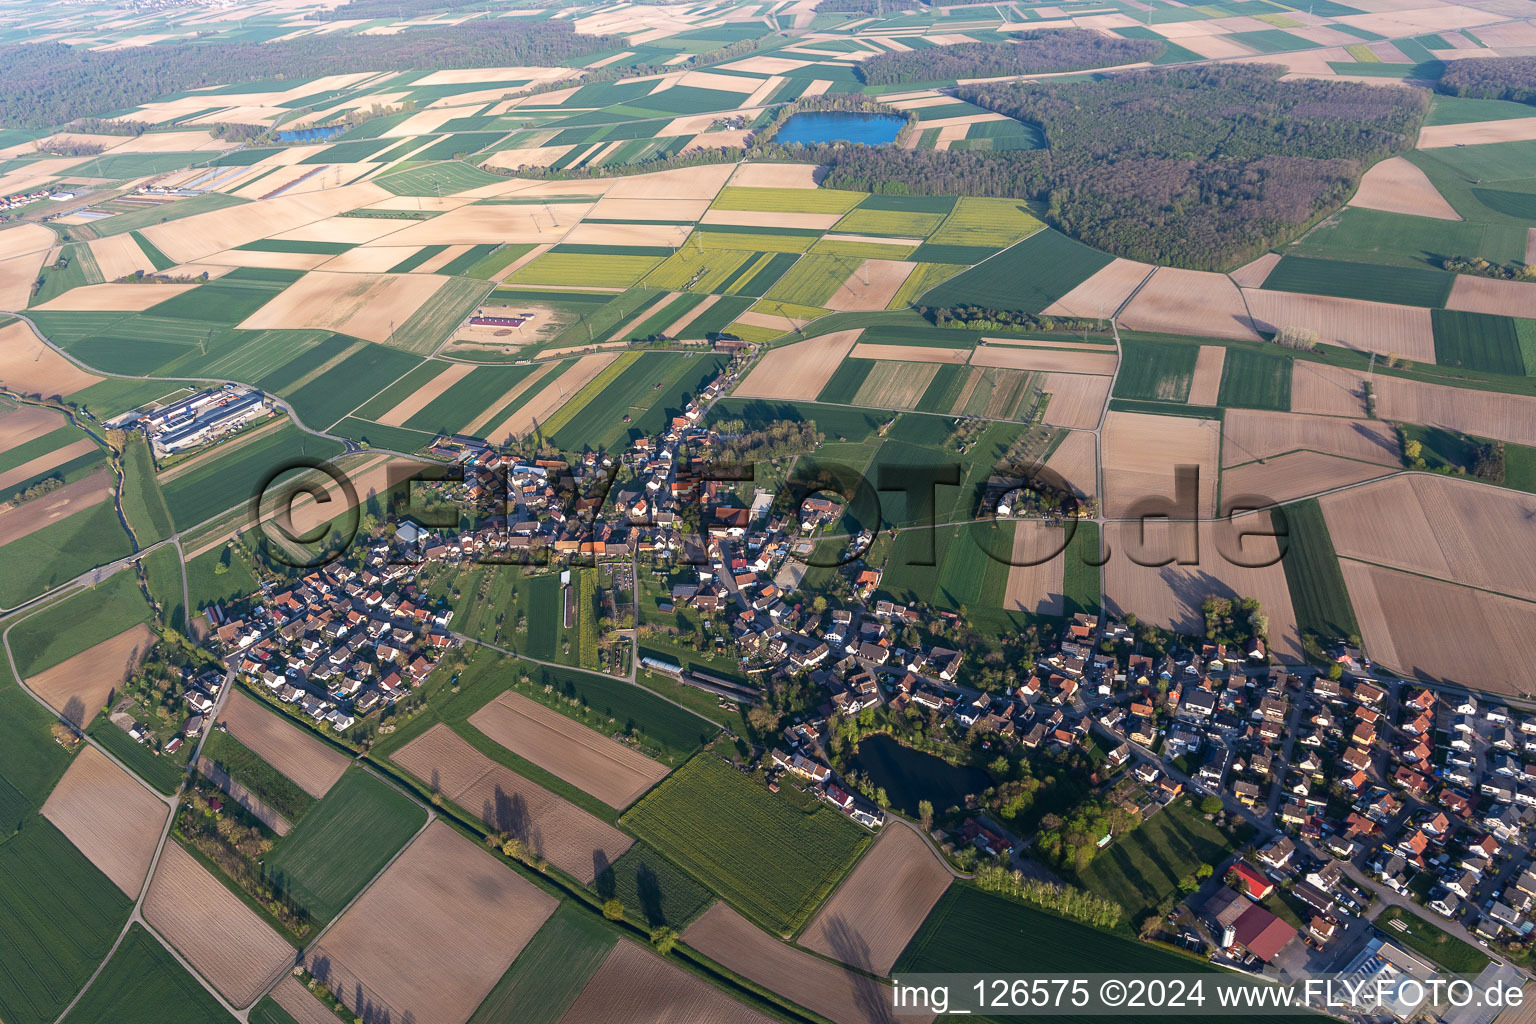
[27,622,154,727]
[824,260,916,311]
[320,245,424,274]
[604,164,736,200]
[270,975,340,1024]
[0,471,113,547]
[143,842,293,1008]
[0,402,66,448]
[219,690,350,798]
[1100,411,1220,518]
[1041,257,1154,318]
[1044,429,1097,499]
[1221,409,1399,466]
[0,248,51,310]
[734,329,862,400]
[40,746,167,897]
[1119,268,1262,341]
[728,162,820,188]
[800,823,952,975]
[0,433,94,491]
[1222,451,1395,509]
[376,361,475,426]
[309,821,557,1024]
[1339,559,1536,693]
[1103,515,1305,662]
[391,723,633,881]
[1229,252,1282,289]
[468,690,670,809]
[1290,361,1367,417]
[206,248,332,271]
[139,182,390,263]
[1293,362,1536,445]
[847,342,970,363]
[1039,372,1110,429]
[33,283,198,311]
[970,344,1117,375]
[563,221,692,248]
[1528,228,1536,267]
[1348,156,1461,219]
[1002,520,1068,615]
[852,360,941,408]
[1446,274,1536,318]
[87,233,154,281]
[684,903,932,1024]
[238,271,447,344]
[699,210,842,230]
[364,203,583,247]
[1419,116,1536,147]
[494,352,619,441]
[589,197,712,221]
[1241,289,1436,361]
[1187,346,1227,407]
[1321,474,1536,602]
[0,223,56,261]
[559,939,777,1024]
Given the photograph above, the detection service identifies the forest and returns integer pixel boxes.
[1439,55,1536,104]
[0,21,623,126]
[857,31,1162,85]
[824,64,1427,270]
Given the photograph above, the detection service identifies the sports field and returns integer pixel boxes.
[622,753,868,934]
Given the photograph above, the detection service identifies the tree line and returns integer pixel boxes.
[1439,55,1536,104]
[0,21,625,126]
[857,31,1161,86]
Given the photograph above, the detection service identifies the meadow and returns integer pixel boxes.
[9,568,150,678]
[264,767,427,926]
[0,501,137,610]
[1077,798,1249,917]
[0,817,135,1024]
[119,437,175,546]
[594,839,714,929]
[1279,498,1360,650]
[90,714,189,794]
[140,541,187,633]
[622,753,869,934]
[60,924,229,1024]
[1375,905,1489,973]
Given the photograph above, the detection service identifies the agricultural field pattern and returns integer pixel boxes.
[5,0,1536,1022]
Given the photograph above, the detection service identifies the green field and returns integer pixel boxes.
[1426,95,1536,125]
[923,229,1114,312]
[467,903,618,1024]
[540,351,642,437]
[927,196,1044,247]
[89,715,189,795]
[159,423,345,529]
[61,924,231,1024]
[1063,521,1102,618]
[1078,798,1249,917]
[520,660,717,765]
[524,574,561,660]
[147,267,302,324]
[1292,207,1525,271]
[0,817,135,1024]
[1113,339,1198,401]
[194,329,334,385]
[0,662,73,822]
[402,363,541,435]
[594,839,714,928]
[712,185,865,214]
[832,205,947,237]
[202,729,315,822]
[140,543,186,633]
[507,252,665,287]
[119,436,175,546]
[1376,905,1490,973]
[283,343,423,430]
[391,276,492,355]
[622,753,868,934]
[10,568,151,678]
[0,500,135,610]
[551,351,728,452]
[1217,347,1292,410]
[1430,308,1526,375]
[375,160,510,196]
[763,254,851,307]
[1278,498,1359,650]
[264,768,427,926]
[642,247,756,294]
[1263,254,1454,307]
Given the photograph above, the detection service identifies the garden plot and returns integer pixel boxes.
[391,723,633,882]
[27,622,154,727]
[143,842,293,1008]
[1041,257,1154,318]
[219,690,350,798]
[1339,560,1536,693]
[308,821,557,1024]
[1221,409,1400,467]
[684,903,933,1024]
[734,329,862,400]
[1348,156,1461,219]
[40,746,168,897]
[238,270,447,344]
[468,690,670,810]
[1100,411,1220,518]
[799,823,952,976]
[558,940,777,1024]
[1119,267,1262,341]
[1103,515,1305,662]
[1321,474,1536,602]
[1241,289,1435,362]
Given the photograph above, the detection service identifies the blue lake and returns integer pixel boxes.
[276,125,346,143]
[776,111,907,146]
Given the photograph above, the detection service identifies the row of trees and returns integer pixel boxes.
[857,31,1161,86]
[1441,254,1536,281]
[1439,55,1536,104]
[0,21,625,126]
[973,864,1124,929]
[926,306,1108,334]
